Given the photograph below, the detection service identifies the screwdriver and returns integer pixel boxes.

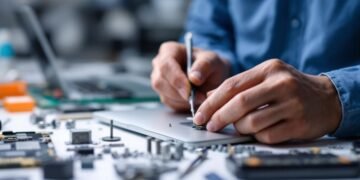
[185,32,195,118]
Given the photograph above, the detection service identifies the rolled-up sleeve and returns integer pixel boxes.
[184,0,241,75]
[322,65,360,137]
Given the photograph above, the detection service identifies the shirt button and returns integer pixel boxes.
[291,18,301,29]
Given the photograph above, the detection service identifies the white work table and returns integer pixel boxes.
[0,107,356,180]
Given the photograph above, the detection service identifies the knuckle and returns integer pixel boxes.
[171,76,185,87]
[213,113,227,126]
[246,115,259,133]
[151,77,162,91]
[263,59,285,72]
[234,94,248,107]
[203,51,219,62]
[221,78,237,93]
[256,132,275,144]
[292,97,304,112]
[159,41,179,52]
[158,60,170,74]
[273,75,298,92]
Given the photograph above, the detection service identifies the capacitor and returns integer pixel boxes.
[174,143,184,160]
[146,137,152,154]
[155,139,162,155]
[160,142,171,160]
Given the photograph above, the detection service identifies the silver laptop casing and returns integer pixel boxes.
[94,108,252,147]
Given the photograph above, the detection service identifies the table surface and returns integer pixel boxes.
[0,106,356,180]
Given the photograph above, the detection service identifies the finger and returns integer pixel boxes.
[151,69,186,101]
[194,66,266,125]
[255,121,293,144]
[234,101,291,134]
[205,81,277,131]
[189,51,218,85]
[158,42,186,64]
[155,57,190,100]
[160,96,189,111]
[206,89,216,97]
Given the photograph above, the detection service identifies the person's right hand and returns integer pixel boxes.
[151,41,231,111]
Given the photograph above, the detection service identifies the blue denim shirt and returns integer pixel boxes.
[184,0,360,137]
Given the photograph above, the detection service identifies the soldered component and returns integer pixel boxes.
[226,153,360,179]
[102,120,121,142]
[146,137,152,154]
[155,139,162,155]
[114,157,177,180]
[76,146,95,156]
[70,129,92,144]
[174,143,184,160]
[160,142,171,160]
[43,159,74,179]
[65,119,75,129]
[81,158,94,169]
[0,131,56,169]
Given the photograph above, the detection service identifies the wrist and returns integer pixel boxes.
[319,75,342,134]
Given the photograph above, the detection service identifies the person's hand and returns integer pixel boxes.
[194,59,342,144]
[151,42,230,111]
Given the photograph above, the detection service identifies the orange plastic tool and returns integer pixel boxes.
[3,95,35,112]
[0,81,27,99]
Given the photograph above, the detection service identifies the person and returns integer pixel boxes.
[150,0,360,144]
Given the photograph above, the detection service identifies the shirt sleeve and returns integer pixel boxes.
[183,0,241,75]
[322,65,360,138]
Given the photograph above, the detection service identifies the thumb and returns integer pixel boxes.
[189,52,218,86]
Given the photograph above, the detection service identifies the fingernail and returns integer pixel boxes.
[179,88,188,100]
[194,112,205,125]
[190,71,202,82]
[206,121,217,132]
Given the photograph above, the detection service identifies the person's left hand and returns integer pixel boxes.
[193,59,342,144]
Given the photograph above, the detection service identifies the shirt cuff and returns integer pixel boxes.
[322,70,360,138]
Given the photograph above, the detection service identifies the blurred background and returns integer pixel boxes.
[0,0,190,83]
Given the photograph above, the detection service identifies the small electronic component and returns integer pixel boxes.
[102,120,121,142]
[42,159,74,179]
[65,119,76,129]
[76,146,95,156]
[51,119,60,129]
[3,96,35,112]
[160,142,171,160]
[81,158,94,169]
[15,141,41,150]
[0,131,56,168]
[114,157,177,179]
[146,137,152,154]
[226,153,360,179]
[70,129,92,144]
[205,172,224,180]
[155,139,162,155]
[0,81,27,99]
[174,143,184,160]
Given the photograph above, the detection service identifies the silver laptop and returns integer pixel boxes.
[94,107,252,147]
